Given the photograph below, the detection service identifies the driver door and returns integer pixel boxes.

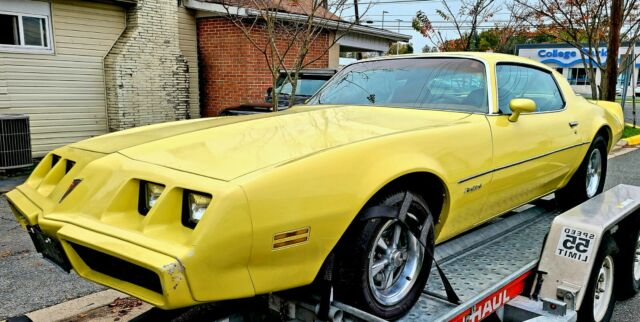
[482,64,582,217]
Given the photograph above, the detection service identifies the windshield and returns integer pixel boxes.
[306,58,488,113]
[277,79,327,96]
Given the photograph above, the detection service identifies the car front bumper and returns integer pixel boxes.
[8,188,196,308]
[5,149,257,309]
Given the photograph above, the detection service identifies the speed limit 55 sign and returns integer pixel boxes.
[555,227,596,263]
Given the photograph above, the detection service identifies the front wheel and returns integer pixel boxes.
[556,135,607,209]
[334,191,435,320]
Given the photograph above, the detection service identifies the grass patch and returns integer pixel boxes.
[615,98,639,103]
[623,125,640,138]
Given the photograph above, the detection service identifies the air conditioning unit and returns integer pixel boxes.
[0,114,32,170]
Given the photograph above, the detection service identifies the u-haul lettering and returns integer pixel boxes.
[464,290,510,322]
[555,227,595,263]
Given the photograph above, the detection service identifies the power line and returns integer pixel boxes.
[365,25,510,30]
[361,19,514,23]
[352,12,515,17]
[357,0,445,4]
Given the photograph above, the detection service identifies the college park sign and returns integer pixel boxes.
[535,48,608,67]
[537,48,608,60]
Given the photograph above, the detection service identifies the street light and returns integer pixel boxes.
[396,19,402,55]
[382,10,389,29]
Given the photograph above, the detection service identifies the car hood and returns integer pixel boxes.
[73,106,471,181]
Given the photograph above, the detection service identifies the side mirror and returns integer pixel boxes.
[508,98,536,122]
[266,87,273,96]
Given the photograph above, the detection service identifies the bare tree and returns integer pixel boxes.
[412,0,499,51]
[513,0,640,100]
[219,0,371,110]
[491,2,528,53]
[604,0,624,101]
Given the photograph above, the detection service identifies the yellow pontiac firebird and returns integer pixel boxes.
[7,53,624,319]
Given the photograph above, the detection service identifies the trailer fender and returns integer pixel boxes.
[537,184,640,311]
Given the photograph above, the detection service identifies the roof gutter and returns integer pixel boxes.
[245,8,411,42]
[184,0,411,42]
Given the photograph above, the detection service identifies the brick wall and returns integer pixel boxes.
[104,0,191,131]
[198,18,331,116]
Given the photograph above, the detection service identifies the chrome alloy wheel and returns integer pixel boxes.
[634,234,640,282]
[586,148,603,198]
[593,255,614,322]
[368,217,424,306]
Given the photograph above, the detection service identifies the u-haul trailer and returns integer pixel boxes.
[260,184,640,322]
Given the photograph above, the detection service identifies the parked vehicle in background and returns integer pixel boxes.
[221,69,336,115]
[615,81,640,97]
[267,69,337,106]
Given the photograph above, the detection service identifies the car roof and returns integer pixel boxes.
[279,68,337,76]
[359,52,554,73]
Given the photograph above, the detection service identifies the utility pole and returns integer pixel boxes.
[354,0,361,60]
[382,10,388,29]
[354,0,360,24]
[604,0,623,101]
[633,39,637,127]
[396,19,402,55]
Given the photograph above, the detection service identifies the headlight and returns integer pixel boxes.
[183,191,212,228]
[139,181,165,215]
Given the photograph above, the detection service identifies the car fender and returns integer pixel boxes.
[237,117,492,294]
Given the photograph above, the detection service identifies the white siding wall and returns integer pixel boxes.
[178,6,200,118]
[0,0,125,156]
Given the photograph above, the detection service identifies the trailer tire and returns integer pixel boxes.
[579,237,618,322]
[334,191,434,320]
[556,135,607,209]
[615,225,640,300]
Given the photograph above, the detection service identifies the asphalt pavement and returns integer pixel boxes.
[623,102,640,125]
[0,182,103,320]
[624,107,640,125]
[1,148,640,321]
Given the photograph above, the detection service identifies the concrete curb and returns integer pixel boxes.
[609,140,638,159]
[621,123,640,147]
[23,289,127,322]
[626,134,640,146]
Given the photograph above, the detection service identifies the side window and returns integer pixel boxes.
[496,64,564,113]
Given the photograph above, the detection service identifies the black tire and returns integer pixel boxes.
[615,222,640,300]
[578,236,618,322]
[334,191,435,320]
[556,135,608,209]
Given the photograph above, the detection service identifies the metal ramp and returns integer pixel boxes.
[400,203,558,321]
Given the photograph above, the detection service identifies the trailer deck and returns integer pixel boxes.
[403,204,556,321]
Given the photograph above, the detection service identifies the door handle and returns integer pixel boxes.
[569,121,579,128]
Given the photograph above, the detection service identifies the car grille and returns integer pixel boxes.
[70,242,163,294]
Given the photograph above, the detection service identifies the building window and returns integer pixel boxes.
[0,11,52,53]
[568,68,592,86]
[555,68,563,75]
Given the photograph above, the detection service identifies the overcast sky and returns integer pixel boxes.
[345,0,512,52]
